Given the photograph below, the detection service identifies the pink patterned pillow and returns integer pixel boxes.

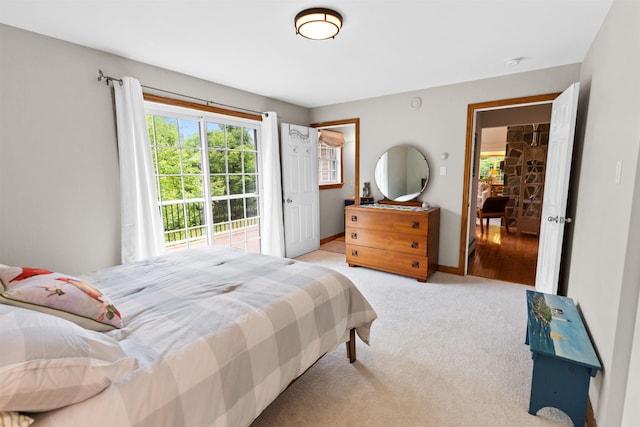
[0,265,123,331]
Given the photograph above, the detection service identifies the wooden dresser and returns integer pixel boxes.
[345,205,440,282]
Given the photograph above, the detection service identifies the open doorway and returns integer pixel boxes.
[462,94,559,285]
[310,118,360,248]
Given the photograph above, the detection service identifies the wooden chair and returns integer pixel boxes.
[477,196,510,233]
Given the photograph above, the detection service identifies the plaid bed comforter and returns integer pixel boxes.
[32,246,376,427]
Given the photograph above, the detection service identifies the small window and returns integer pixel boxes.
[318,142,342,187]
[479,155,505,184]
[317,127,345,189]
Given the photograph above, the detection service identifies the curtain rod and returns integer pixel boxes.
[97,69,268,117]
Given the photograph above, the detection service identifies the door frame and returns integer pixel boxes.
[310,118,360,204]
[458,93,560,275]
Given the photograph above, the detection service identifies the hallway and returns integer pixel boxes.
[467,221,539,286]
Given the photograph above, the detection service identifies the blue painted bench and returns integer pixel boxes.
[525,290,601,426]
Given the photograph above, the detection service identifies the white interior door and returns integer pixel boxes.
[535,83,580,294]
[280,123,320,258]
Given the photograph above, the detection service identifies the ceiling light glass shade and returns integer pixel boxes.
[295,8,342,40]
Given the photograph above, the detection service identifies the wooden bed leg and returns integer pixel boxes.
[345,328,356,363]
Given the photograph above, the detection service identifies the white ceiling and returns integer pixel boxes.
[0,0,613,108]
[481,127,508,153]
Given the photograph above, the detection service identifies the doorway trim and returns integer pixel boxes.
[310,117,360,204]
[458,93,560,275]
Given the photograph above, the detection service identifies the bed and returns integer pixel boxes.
[0,246,377,427]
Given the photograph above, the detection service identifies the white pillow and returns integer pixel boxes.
[0,412,33,427]
[0,305,138,412]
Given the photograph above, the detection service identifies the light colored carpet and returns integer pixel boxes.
[251,250,573,427]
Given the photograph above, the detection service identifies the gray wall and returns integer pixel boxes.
[566,0,640,425]
[310,64,581,268]
[0,24,310,275]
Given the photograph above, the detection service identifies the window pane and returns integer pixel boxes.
[179,119,200,147]
[228,151,242,174]
[244,175,257,193]
[154,116,178,146]
[246,197,258,218]
[189,226,207,242]
[185,201,205,228]
[209,150,226,174]
[207,122,225,149]
[159,176,183,201]
[244,151,256,173]
[231,219,246,245]
[212,200,229,224]
[181,148,202,174]
[244,128,256,150]
[229,175,243,195]
[183,176,203,199]
[214,233,231,247]
[226,125,241,149]
[156,148,181,174]
[165,229,186,247]
[210,176,228,197]
[230,198,245,221]
[162,203,185,242]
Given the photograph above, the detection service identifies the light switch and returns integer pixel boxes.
[440,166,447,176]
[615,160,623,184]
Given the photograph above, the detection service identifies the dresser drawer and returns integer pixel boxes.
[346,208,428,235]
[345,227,427,256]
[346,244,428,280]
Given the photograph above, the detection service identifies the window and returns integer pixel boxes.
[146,102,261,253]
[479,155,505,184]
[318,142,342,187]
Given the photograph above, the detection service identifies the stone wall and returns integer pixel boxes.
[503,123,550,229]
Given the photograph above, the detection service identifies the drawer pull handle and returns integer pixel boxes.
[412,221,420,229]
[351,232,358,239]
[351,215,358,222]
[412,261,420,268]
[411,241,419,249]
[351,250,358,257]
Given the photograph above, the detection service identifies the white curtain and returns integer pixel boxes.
[259,112,285,257]
[113,77,165,264]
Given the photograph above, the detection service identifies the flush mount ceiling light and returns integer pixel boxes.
[295,8,342,40]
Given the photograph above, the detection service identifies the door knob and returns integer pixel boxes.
[286,197,293,203]
[547,216,559,223]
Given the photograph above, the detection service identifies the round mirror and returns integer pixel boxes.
[374,145,430,202]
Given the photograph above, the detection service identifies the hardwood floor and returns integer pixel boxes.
[467,221,539,286]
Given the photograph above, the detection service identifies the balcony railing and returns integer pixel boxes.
[161,200,260,251]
